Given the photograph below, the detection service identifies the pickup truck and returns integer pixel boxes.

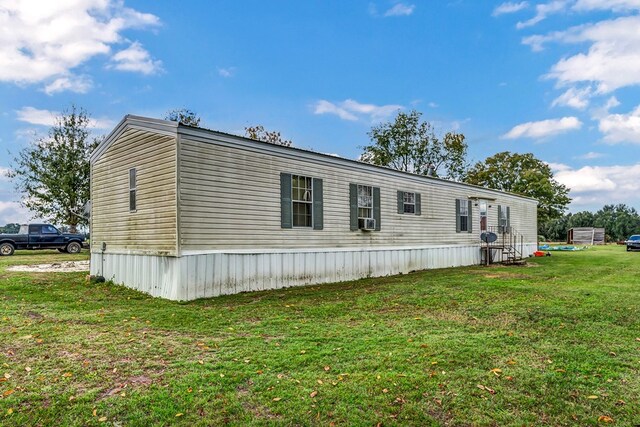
[0,224,87,256]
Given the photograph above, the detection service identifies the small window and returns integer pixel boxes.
[357,185,373,219]
[129,168,137,212]
[292,175,313,227]
[403,192,416,214]
[459,200,469,232]
[28,225,40,235]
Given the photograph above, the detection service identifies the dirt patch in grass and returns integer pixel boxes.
[7,260,90,273]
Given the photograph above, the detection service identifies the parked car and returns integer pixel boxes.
[0,224,87,256]
[626,235,640,252]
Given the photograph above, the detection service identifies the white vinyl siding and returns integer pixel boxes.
[91,128,177,255]
[177,135,537,251]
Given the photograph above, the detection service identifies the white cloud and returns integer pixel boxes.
[43,75,93,95]
[546,162,572,172]
[428,102,438,108]
[313,99,403,122]
[0,201,32,225]
[108,41,162,75]
[553,163,640,208]
[551,86,593,109]
[384,3,415,17]
[0,167,10,181]
[598,105,640,144]
[493,2,529,16]
[525,16,640,94]
[16,107,57,127]
[577,151,604,159]
[502,117,582,139]
[573,0,640,12]
[217,67,236,78]
[16,107,114,130]
[517,0,568,29]
[0,0,160,92]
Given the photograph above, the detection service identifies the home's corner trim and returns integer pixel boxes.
[175,132,182,257]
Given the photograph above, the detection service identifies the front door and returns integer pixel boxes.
[479,201,488,232]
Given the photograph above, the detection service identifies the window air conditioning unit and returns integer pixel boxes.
[359,218,376,231]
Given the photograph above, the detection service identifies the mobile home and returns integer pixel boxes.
[90,116,538,300]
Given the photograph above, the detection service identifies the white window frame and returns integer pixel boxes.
[291,174,313,228]
[357,184,373,220]
[459,199,469,232]
[403,191,416,214]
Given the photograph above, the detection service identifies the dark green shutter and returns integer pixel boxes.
[349,183,358,231]
[313,178,323,230]
[455,199,461,233]
[373,187,381,231]
[498,205,503,232]
[280,173,292,229]
[467,200,473,233]
[506,206,511,231]
[397,191,404,214]
[415,193,421,215]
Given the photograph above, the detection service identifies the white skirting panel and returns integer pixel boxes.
[91,243,539,301]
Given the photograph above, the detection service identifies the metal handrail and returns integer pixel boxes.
[481,225,524,265]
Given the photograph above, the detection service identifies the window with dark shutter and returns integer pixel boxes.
[397,191,421,215]
[456,199,471,233]
[281,173,323,230]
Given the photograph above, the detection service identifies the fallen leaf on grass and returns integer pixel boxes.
[62,372,72,378]
[310,391,318,398]
[324,366,331,371]
[92,409,97,417]
[490,368,502,376]
[98,416,107,422]
[6,408,13,415]
[24,367,31,373]
[3,373,10,379]
[3,389,15,397]
[272,397,282,402]
[598,416,614,423]
[175,413,183,417]
[587,395,599,399]
[615,399,625,406]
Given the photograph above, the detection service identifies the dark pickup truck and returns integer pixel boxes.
[0,224,87,256]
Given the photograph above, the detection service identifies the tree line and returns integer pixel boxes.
[5,105,627,240]
[540,204,640,242]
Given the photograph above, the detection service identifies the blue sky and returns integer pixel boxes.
[1,0,640,224]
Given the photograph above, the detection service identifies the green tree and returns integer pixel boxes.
[593,204,640,241]
[164,108,201,127]
[244,125,292,147]
[538,215,570,241]
[465,151,571,226]
[360,110,469,181]
[7,106,101,233]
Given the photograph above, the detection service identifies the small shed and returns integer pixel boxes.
[567,227,605,245]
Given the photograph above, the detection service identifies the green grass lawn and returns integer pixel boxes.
[0,247,639,426]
